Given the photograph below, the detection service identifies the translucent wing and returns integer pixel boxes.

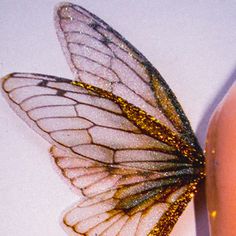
[1,73,204,235]
[54,2,201,150]
[53,145,199,236]
[1,2,205,236]
[2,73,177,164]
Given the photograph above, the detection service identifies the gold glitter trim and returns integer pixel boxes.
[148,178,203,236]
[71,81,204,165]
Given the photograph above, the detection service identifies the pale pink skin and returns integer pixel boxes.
[206,82,236,236]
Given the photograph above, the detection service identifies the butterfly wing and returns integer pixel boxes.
[1,2,205,236]
[54,2,202,152]
[1,73,203,235]
[52,145,195,236]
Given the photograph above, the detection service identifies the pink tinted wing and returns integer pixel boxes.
[52,146,197,236]
[2,73,178,164]
[61,189,189,236]
[1,73,200,235]
[54,3,198,145]
[1,3,205,235]
[51,146,195,198]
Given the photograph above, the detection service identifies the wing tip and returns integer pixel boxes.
[1,72,15,81]
[54,2,74,24]
[54,2,85,14]
[1,73,17,93]
[55,2,74,10]
[1,72,31,82]
[54,1,92,21]
[61,219,82,236]
[60,200,86,236]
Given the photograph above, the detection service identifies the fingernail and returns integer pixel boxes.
[206,82,236,236]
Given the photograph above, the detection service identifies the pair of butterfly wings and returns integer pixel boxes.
[1,3,204,236]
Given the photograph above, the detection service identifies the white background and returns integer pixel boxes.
[0,1,236,236]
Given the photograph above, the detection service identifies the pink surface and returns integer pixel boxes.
[206,83,236,236]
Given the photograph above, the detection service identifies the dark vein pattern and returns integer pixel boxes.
[1,2,205,236]
[56,4,196,138]
[2,72,204,236]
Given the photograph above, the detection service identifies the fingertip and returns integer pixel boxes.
[206,82,236,236]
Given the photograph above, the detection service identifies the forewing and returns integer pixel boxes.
[2,73,178,163]
[55,2,197,143]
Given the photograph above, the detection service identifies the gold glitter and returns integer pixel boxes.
[71,81,205,236]
[211,210,217,219]
[148,180,201,236]
[151,75,183,133]
[1,2,206,235]
[71,81,204,165]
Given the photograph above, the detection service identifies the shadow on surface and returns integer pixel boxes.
[194,67,236,236]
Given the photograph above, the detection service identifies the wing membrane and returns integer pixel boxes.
[2,73,178,161]
[61,185,195,236]
[55,3,199,143]
[1,72,203,235]
[51,145,196,197]
[1,2,205,235]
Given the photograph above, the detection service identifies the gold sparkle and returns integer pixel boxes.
[211,210,217,219]
[71,81,204,164]
[71,80,205,236]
